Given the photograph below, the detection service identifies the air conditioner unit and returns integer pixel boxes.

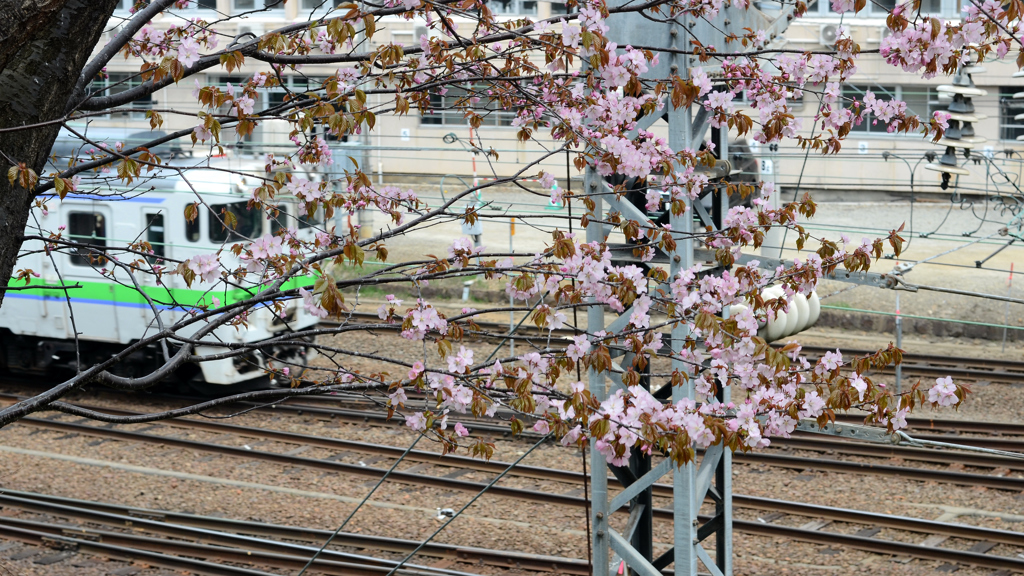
[819,24,838,45]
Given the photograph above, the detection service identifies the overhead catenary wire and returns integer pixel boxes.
[383,433,553,576]
[296,434,425,576]
[819,304,1024,332]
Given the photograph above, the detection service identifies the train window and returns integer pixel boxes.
[270,204,291,235]
[298,205,323,229]
[209,201,261,242]
[68,212,106,266]
[185,213,200,242]
[145,213,165,262]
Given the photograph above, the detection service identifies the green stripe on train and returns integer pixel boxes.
[7,276,312,308]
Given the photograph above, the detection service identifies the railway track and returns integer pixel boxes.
[323,314,1024,385]
[3,428,1024,575]
[267,393,1024,451]
[2,392,1022,491]
[2,395,1024,572]
[0,492,502,576]
[5,488,1024,575]
[0,490,587,575]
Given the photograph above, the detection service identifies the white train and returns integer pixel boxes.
[0,153,328,390]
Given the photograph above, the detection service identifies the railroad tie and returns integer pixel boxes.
[966,541,998,554]
[798,519,832,531]
[853,527,882,538]
[919,534,950,547]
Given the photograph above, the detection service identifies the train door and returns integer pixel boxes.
[140,210,171,334]
[63,204,120,342]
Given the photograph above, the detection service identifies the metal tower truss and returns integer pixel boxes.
[584,112,734,576]
[583,5,1023,574]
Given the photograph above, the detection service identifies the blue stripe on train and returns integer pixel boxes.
[4,292,173,310]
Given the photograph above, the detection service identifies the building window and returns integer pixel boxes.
[175,0,216,9]
[209,202,262,242]
[90,72,153,118]
[550,0,575,14]
[234,0,284,10]
[145,213,165,263]
[823,0,941,15]
[114,0,149,11]
[486,0,537,14]
[843,84,898,133]
[301,0,347,7]
[69,213,107,267]
[1000,87,1024,141]
[900,85,947,120]
[422,85,517,126]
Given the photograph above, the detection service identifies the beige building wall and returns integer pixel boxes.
[80,3,1024,194]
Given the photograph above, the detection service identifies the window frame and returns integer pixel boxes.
[174,0,218,12]
[144,212,166,263]
[90,72,153,119]
[208,201,263,243]
[999,86,1024,142]
[421,84,518,128]
[813,0,950,17]
[485,0,538,15]
[232,0,286,13]
[68,212,108,267]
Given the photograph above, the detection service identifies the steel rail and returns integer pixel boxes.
[250,397,1024,454]
[0,493,490,576]
[0,490,588,575]
[831,413,1024,436]
[5,488,1024,573]
[322,315,1024,384]
[39,395,1024,470]
[0,517,469,576]
[30,393,1024,470]
[6,400,1023,492]
[266,392,1024,438]
[7,416,590,507]
[6,411,1024,501]
[0,522,276,576]
[731,519,1024,573]
[8,488,1024,551]
[272,393,1024,452]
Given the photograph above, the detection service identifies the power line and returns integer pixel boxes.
[384,432,553,576]
[297,433,425,576]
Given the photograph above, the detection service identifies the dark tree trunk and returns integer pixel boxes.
[0,0,119,308]
[0,0,69,74]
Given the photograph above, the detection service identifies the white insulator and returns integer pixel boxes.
[958,135,987,145]
[947,112,981,123]
[789,293,810,335]
[937,85,987,97]
[807,292,821,327]
[1014,91,1024,99]
[728,303,748,319]
[1015,113,1024,121]
[1013,70,1024,78]
[923,162,971,175]
[937,84,987,96]
[933,137,977,149]
[766,308,788,341]
[782,300,800,336]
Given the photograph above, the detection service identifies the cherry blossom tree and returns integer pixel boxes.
[0,0,990,468]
